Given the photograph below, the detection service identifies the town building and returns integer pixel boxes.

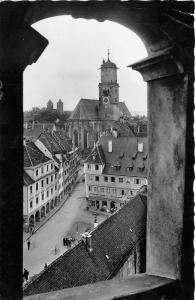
[57,99,63,114]
[84,131,148,212]
[23,193,146,296]
[23,140,59,232]
[66,52,131,150]
[35,130,80,198]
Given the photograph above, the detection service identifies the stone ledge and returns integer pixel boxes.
[24,274,176,300]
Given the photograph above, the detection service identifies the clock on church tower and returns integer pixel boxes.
[98,50,119,106]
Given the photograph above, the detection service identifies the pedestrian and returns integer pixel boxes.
[27,239,31,250]
[23,268,29,282]
[44,263,47,269]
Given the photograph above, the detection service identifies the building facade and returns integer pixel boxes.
[84,132,148,212]
[35,130,80,199]
[66,52,131,151]
[23,140,59,231]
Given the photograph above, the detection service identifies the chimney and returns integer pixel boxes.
[112,129,118,138]
[108,140,112,153]
[138,142,143,152]
[82,232,93,252]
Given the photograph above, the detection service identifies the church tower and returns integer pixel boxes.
[99,50,119,107]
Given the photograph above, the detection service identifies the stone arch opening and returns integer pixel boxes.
[35,210,40,222]
[0,2,193,299]
[50,199,54,210]
[46,202,50,213]
[29,214,34,226]
[41,206,45,218]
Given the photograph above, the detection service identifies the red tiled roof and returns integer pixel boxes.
[24,140,51,168]
[23,194,146,296]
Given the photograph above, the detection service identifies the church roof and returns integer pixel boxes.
[23,194,146,296]
[69,99,131,121]
[69,99,99,120]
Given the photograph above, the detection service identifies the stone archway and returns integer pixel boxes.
[50,199,54,210]
[29,214,34,226]
[41,206,45,218]
[0,3,193,298]
[35,210,40,222]
[46,202,50,214]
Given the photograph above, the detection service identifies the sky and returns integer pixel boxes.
[24,16,147,115]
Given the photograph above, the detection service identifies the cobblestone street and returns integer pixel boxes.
[23,170,107,279]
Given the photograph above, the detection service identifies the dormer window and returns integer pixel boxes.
[114,161,121,171]
[138,162,145,171]
[132,152,137,160]
[127,161,134,171]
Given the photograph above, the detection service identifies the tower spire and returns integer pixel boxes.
[107,48,110,61]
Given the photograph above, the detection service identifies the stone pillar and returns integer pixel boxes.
[0,20,48,299]
[130,47,192,280]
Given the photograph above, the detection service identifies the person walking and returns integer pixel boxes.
[23,268,29,282]
[27,239,31,250]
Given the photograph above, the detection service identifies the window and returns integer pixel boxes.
[55,185,57,190]
[42,193,44,200]
[107,188,110,194]
[41,180,44,188]
[88,186,91,191]
[41,167,44,174]
[51,163,53,169]
[47,190,49,197]
[130,190,133,196]
[36,197,39,204]
[134,178,140,185]
[51,188,53,195]
[46,177,49,184]
[89,175,93,181]
[102,200,107,207]
[30,186,32,194]
[47,165,49,172]
[112,188,116,194]
[100,187,104,193]
[94,186,97,192]
[87,164,91,170]
[36,183,38,191]
[104,176,108,182]
[121,189,125,196]
[95,176,99,182]
[36,169,38,176]
[51,175,53,182]
[55,173,57,179]
[95,164,99,170]
[30,201,33,208]
[111,177,115,182]
[119,178,123,183]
